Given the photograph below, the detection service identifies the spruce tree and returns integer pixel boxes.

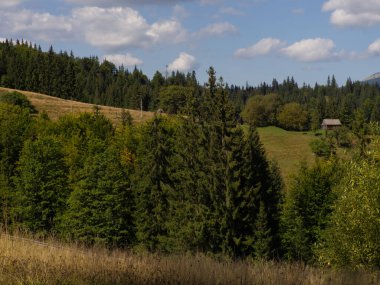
[14,135,68,233]
[61,144,133,246]
[133,116,174,251]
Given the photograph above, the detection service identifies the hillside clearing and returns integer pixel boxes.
[0,87,154,124]
[257,127,317,185]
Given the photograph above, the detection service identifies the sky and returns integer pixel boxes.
[0,0,380,86]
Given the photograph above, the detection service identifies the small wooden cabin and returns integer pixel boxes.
[321,119,342,130]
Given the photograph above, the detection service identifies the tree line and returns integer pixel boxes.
[2,39,380,132]
[241,76,380,131]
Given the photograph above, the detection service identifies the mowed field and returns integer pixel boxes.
[0,87,155,124]
[257,126,317,186]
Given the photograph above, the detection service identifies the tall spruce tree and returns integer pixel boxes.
[133,115,174,251]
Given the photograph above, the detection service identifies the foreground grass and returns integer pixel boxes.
[0,233,378,285]
[0,87,154,124]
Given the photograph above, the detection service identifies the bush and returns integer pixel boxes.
[0,91,36,113]
[318,158,380,268]
[309,139,331,157]
[277,103,308,131]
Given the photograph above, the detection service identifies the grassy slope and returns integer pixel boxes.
[0,87,154,124]
[0,232,377,285]
[257,126,317,186]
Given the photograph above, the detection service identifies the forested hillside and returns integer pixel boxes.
[0,40,379,269]
[1,39,380,131]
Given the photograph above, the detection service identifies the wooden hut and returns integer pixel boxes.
[321,119,342,130]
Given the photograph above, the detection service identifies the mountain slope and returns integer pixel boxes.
[363,73,380,86]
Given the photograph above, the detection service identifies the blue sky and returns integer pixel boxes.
[1,0,380,86]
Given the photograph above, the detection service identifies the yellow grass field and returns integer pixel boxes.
[0,232,377,285]
[0,87,154,124]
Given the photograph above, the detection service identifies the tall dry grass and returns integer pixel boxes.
[0,87,155,124]
[0,232,378,285]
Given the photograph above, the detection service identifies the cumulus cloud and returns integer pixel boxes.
[197,22,237,37]
[323,0,380,27]
[281,38,341,62]
[0,6,189,51]
[103,53,143,67]
[235,37,348,62]
[147,20,187,44]
[168,52,197,72]
[234,38,285,58]
[72,7,152,50]
[0,9,73,41]
[368,39,380,56]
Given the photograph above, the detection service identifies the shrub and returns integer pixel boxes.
[309,139,331,157]
[0,91,36,113]
[277,103,308,131]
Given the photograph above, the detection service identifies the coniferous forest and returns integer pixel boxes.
[0,40,379,270]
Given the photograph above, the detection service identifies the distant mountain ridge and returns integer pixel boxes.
[363,73,380,86]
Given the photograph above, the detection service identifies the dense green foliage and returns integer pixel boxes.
[0,91,36,113]
[281,160,340,263]
[0,68,284,260]
[1,39,380,268]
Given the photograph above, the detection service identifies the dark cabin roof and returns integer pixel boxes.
[321,119,342,126]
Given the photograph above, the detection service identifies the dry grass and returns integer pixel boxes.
[0,232,378,285]
[0,87,154,125]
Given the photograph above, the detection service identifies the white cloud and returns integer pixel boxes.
[323,0,380,27]
[103,53,143,67]
[235,37,347,62]
[0,0,24,8]
[234,38,285,58]
[0,6,189,51]
[368,39,380,56]
[281,38,340,62]
[0,9,73,41]
[0,38,6,42]
[147,20,187,44]
[168,52,197,72]
[72,7,151,50]
[65,0,193,6]
[197,22,237,37]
